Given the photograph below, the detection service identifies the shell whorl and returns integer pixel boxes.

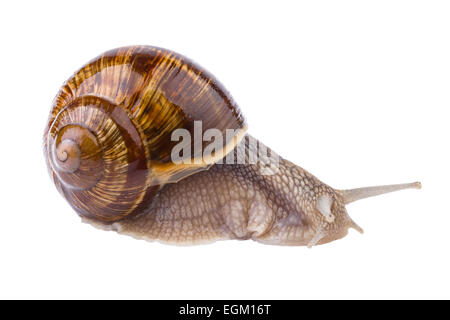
[47,95,153,221]
[44,46,246,222]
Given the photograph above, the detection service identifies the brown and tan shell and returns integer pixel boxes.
[44,45,247,222]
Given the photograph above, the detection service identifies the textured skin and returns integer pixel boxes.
[86,136,356,246]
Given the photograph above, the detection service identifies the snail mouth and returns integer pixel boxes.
[50,124,104,190]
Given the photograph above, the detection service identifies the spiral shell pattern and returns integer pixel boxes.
[44,46,246,222]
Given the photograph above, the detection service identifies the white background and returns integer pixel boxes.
[0,0,448,299]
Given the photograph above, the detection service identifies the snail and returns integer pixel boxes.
[44,45,420,247]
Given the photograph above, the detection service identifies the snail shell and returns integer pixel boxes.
[44,46,246,222]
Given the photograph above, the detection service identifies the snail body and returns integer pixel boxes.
[44,45,420,247]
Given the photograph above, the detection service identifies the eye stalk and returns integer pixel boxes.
[307,182,421,247]
[341,182,422,204]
